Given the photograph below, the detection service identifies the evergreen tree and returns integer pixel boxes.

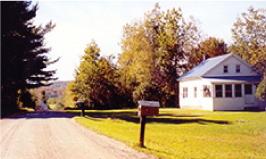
[17,89,37,110]
[1,1,58,116]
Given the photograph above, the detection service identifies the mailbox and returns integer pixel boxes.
[76,101,85,109]
[76,101,86,117]
[138,101,160,116]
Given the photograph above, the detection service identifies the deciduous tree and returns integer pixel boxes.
[188,37,228,69]
[118,3,201,107]
[229,6,266,100]
[69,40,134,109]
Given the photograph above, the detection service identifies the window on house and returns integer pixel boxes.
[224,65,228,73]
[194,87,197,98]
[236,65,240,73]
[235,84,242,97]
[225,84,232,97]
[183,87,188,98]
[215,85,223,97]
[203,85,211,97]
[245,84,252,95]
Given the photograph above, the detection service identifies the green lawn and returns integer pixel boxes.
[67,109,266,159]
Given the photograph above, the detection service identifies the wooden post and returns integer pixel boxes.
[81,108,85,117]
[139,115,146,147]
[81,102,85,117]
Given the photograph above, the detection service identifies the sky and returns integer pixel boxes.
[32,1,266,81]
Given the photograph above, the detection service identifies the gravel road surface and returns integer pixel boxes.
[1,111,156,159]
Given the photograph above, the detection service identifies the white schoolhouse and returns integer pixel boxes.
[177,53,266,111]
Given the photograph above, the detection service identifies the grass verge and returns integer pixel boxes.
[67,109,266,159]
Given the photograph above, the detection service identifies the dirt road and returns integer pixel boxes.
[1,111,156,159]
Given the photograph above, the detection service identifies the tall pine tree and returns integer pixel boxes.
[1,1,58,116]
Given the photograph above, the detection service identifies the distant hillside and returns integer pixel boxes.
[34,81,70,99]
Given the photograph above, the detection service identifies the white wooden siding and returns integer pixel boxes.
[205,56,260,77]
[179,78,214,111]
[212,84,262,110]
[180,81,265,111]
[178,54,266,111]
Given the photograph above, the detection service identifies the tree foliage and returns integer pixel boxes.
[17,89,37,110]
[188,37,228,69]
[1,1,58,116]
[41,90,47,104]
[67,4,266,109]
[230,6,266,72]
[255,77,266,101]
[118,3,201,107]
[61,86,76,108]
[229,6,266,100]
[68,40,134,109]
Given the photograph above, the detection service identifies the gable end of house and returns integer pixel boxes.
[202,53,262,77]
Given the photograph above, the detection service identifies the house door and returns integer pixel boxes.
[244,84,254,104]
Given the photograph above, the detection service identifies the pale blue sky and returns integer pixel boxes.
[32,1,266,81]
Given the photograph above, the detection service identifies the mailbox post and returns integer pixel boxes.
[138,101,160,147]
[76,101,85,117]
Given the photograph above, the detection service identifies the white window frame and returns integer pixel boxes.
[183,87,188,98]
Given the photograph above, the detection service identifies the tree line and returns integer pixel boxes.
[1,2,265,115]
[64,4,266,109]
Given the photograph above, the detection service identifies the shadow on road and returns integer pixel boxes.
[4,111,76,119]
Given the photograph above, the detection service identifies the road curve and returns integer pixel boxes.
[1,111,156,159]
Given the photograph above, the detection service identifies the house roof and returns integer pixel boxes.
[178,53,233,80]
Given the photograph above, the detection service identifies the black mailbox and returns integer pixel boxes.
[76,101,86,117]
[76,101,85,109]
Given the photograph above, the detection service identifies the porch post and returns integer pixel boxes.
[232,84,235,98]
[222,84,225,98]
[241,84,244,97]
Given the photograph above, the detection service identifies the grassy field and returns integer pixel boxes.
[67,109,266,159]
